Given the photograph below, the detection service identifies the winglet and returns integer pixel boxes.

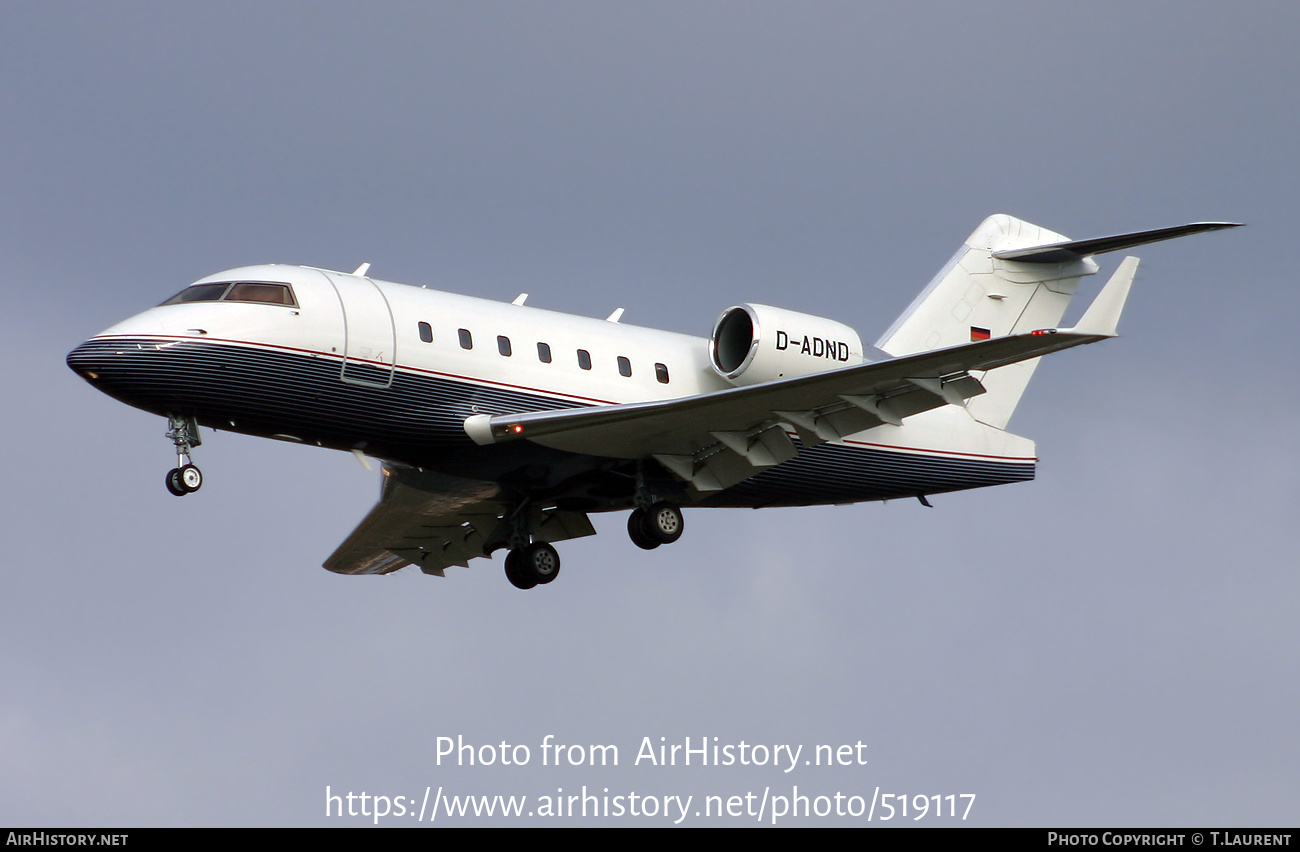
[1065,256,1139,337]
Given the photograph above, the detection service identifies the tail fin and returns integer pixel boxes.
[876,215,1239,429]
[875,215,1097,429]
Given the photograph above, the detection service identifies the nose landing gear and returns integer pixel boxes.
[165,464,203,496]
[164,414,204,496]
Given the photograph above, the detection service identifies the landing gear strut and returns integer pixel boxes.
[164,414,203,496]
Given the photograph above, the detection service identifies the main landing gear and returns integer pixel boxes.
[164,414,204,496]
[503,541,561,590]
[625,462,686,551]
[627,501,685,550]
[501,502,562,590]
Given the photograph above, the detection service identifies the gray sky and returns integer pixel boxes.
[2,1,1296,826]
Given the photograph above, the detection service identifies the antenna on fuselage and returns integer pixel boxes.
[512,293,529,305]
[606,308,625,323]
[351,263,371,277]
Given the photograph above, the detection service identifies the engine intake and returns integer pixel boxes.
[709,303,864,386]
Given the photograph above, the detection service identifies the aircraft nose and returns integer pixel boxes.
[66,337,118,386]
[67,310,168,384]
[67,334,177,415]
[66,306,171,408]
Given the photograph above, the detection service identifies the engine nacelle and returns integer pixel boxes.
[709,303,864,386]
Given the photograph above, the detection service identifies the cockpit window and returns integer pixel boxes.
[225,282,296,305]
[161,281,297,307]
[161,283,229,304]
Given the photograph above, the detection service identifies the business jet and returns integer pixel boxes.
[67,215,1236,589]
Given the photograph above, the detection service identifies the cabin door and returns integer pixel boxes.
[323,271,396,389]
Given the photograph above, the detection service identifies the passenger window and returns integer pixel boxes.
[498,335,512,356]
[577,349,592,370]
[537,342,552,363]
[617,356,632,377]
[655,363,670,384]
[418,322,433,343]
[459,329,473,350]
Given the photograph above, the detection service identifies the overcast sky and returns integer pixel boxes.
[3,1,1297,827]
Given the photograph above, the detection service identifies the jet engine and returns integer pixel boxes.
[709,303,864,386]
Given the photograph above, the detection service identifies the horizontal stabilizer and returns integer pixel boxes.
[992,222,1240,264]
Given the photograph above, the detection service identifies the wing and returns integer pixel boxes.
[324,464,594,576]
[464,259,1137,493]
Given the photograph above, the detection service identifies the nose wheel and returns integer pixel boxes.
[166,463,203,496]
[164,414,204,496]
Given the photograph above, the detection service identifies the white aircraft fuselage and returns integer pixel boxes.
[67,216,1237,588]
[68,263,1033,504]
